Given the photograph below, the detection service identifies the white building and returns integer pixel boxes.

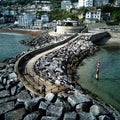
[78,0,93,7]
[42,5,51,11]
[56,18,86,34]
[41,14,49,23]
[32,19,42,29]
[18,13,36,28]
[85,9,101,23]
[94,0,109,7]
[61,0,72,10]
[115,0,120,6]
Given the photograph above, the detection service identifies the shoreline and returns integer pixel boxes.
[0,28,42,36]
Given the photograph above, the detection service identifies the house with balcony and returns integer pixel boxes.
[85,8,102,23]
[78,0,93,8]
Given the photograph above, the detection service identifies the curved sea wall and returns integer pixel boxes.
[89,31,111,45]
[0,32,120,119]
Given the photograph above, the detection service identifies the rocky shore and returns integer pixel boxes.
[0,32,120,120]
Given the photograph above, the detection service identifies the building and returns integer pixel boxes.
[78,0,93,7]
[0,17,5,24]
[17,13,36,28]
[94,0,109,7]
[85,8,102,23]
[61,0,72,10]
[32,19,42,29]
[41,14,49,23]
[115,0,120,6]
[41,0,51,11]
[56,18,86,34]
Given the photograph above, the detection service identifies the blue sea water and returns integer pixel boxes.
[0,32,31,61]
[76,45,120,111]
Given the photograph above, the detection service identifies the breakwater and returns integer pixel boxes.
[90,31,111,45]
[0,32,120,119]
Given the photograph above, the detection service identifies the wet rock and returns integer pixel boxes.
[39,101,49,111]
[9,72,17,79]
[54,98,63,107]
[17,82,25,93]
[17,90,31,101]
[10,86,17,95]
[0,90,10,98]
[4,108,26,120]
[0,101,15,115]
[98,115,106,120]
[0,84,4,90]
[76,103,83,113]
[78,112,96,120]
[41,116,59,120]
[62,100,72,112]
[58,92,69,100]
[45,93,56,102]
[67,91,90,107]
[0,96,17,104]
[24,97,41,112]
[46,104,64,117]
[0,62,6,70]
[23,112,40,120]
[15,99,25,109]
[63,111,77,120]
[90,105,100,116]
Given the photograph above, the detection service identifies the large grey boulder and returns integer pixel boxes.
[10,86,17,95]
[45,93,56,102]
[24,97,41,112]
[0,84,4,90]
[9,72,17,79]
[63,111,77,120]
[0,62,6,70]
[0,101,15,115]
[39,101,49,110]
[5,108,25,120]
[90,105,100,116]
[0,96,17,104]
[46,104,64,117]
[23,112,40,120]
[78,112,96,120]
[67,90,90,107]
[0,90,10,98]
[54,98,63,107]
[17,90,31,101]
[76,103,83,113]
[41,116,59,120]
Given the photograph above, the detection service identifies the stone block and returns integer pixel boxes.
[63,111,77,120]
[39,101,49,110]
[46,104,63,117]
[5,108,25,120]
[41,116,59,120]
[0,101,15,115]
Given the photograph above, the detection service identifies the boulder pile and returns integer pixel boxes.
[34,36,98,88]
[0,33,120,120]
[20,32,70,47]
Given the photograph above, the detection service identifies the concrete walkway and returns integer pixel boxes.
[14,34,79,97]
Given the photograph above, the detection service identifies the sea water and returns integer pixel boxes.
[0,32,31,61]
[76,45,120,111]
